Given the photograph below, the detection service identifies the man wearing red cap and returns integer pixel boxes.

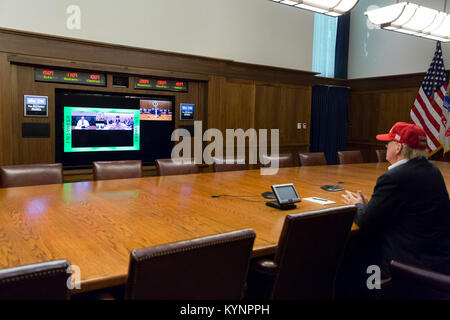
[342,122,450,282]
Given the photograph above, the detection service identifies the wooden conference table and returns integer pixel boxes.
[0,162,449,292]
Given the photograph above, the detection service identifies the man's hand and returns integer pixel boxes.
[342,190,368,205]
[358,191,369,206]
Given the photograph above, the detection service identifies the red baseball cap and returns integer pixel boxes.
[376,122,428,150]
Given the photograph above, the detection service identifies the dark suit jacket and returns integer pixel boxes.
[355,158,450,279]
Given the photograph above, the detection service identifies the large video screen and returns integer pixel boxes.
[55,90,175,168]
[140,99,172,121]
[63,107,140,152]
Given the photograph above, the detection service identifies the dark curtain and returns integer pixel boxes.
[310,85,349,165]
[334,12,350,79]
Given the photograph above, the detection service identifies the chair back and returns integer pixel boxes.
[0,163,63,188]
[0,260,70,300]
[298,152,327,166]
[125,229,255,300]
[386,260,450,300]
[375,149,387,163]
[93,160,142,181]
[156,158,199,176]
[271,206,356,299]
[261,153,295,168]
[337,151,363,164]
[213,157,249,172]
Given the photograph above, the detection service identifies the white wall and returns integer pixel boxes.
[0,0,314,72]
[3,0,447,79]
[348,0,450,79]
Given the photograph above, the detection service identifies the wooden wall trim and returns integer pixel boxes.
[278,143,310,147]
[0,53,13,165]
[348,70,450,92]
[2,27,447,91]
[0,27,322,86]
[7,54,210,81]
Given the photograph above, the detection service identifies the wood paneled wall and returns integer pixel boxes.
[0,53,10,165]
[254,83,311,150]
[0,28,448,177]
[348,88,418,162]
[207,77,312,154]
[208,76,256,132]
[0,28,318,174]
[347,73,450,162]
[1,62,207,166]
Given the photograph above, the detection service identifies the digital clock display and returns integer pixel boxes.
[134,77,188,92]
[35,68,106,87]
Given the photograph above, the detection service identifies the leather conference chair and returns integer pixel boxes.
[155,158,199,176]
[298,152,327,166]
[212,157,249,172]
[93,160,142,181]
[0,163,63,188]
[381,260,450,300]
[337,151,364,164]
[248,206,356,300]
[124,229,255,300]
[0,259,70,300]
[375,149,387,163]
[261,153,295,168]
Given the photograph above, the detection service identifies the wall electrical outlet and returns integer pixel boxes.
[297,123,302,129]
[303,123,307,129]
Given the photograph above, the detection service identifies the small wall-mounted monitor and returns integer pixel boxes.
[24,95,48,117]
[180,103,194,120]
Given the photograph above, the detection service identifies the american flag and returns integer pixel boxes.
[410,41,448,154]
[442,82,450,154]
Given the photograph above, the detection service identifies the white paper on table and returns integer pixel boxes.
[303,197,336,205]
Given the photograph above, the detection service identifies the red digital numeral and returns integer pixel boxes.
[157,80,167,85]
[42,70,54,76]
[139,79,149,84]
[90,74,100,80]
[67,72,78,78]
[176,82,184,87]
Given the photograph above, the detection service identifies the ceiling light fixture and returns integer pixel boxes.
[270,0,359,17]
[365,1,450,42]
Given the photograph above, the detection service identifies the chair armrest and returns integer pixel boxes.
[378,277,393,299]
[246,259,279,299]
[254,259,279,276]
[380,277,392,289]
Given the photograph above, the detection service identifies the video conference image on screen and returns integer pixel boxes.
[63,107,140,153]
[72,111,134,131]
[140,99,172,121]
